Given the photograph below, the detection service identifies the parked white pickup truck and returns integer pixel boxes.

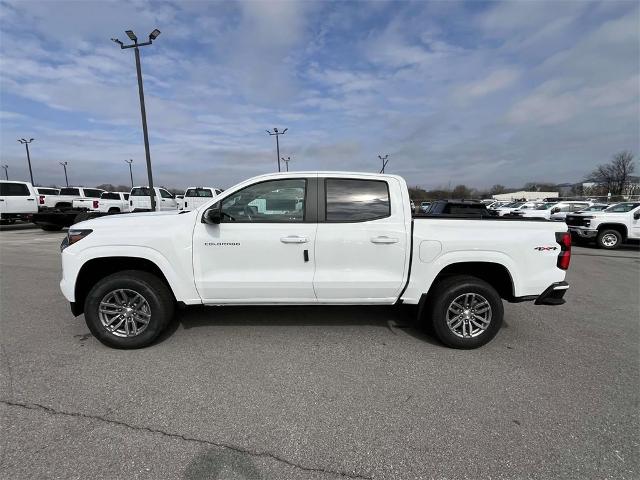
[129,186,177,212]
[71,188,106,210]
[35,187,61,209]
[181,186,222,211]
[54,187,104,209]
[60,172,571,349]
[566,202,640,249]
[0,180,38,222]
[88,192,130,213]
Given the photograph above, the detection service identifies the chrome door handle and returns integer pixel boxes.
[27,198,35,201]
[371,236,399,244]
[281,236,308,244]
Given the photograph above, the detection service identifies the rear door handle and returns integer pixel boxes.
[371,236,399,244]
[27,198,35,201]
[281,235,308,244]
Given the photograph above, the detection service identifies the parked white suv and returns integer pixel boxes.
[129,186,177,212]
[566,202,640,249]
[520,201,591,220]
[0,180,38,222]
[61,171,571,350]
[181,187,222,211]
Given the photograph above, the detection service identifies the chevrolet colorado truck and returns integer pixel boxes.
[60,172,571,349]
[566,202,640,249]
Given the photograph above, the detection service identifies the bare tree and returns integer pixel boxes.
[588,151,635,195]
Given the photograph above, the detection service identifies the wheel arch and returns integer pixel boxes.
[73,257,176,316]
[597,223,627,240]
[418,261,515,318]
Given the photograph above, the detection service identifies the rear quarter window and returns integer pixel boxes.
[36,188,59,195]
[0,183,31,196]
[325,179,390,222]
[83,189,103,198]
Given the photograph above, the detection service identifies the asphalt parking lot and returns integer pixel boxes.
[1,229,638,480]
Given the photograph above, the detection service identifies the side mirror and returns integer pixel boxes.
[634,211,640,220]
[551,207,560,213]
[203,203,222,224]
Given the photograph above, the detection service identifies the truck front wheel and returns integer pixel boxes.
[428,275,503,349]
[83,270,174,349]
[596,229,622,249]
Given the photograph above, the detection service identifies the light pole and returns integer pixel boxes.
[59,162,69,186]
[281,156,291,172]
[1,165,8,180]
[17,138,35,184]
[112,28,161,210]
[378,154,389,174]
[125,159,134,187]
[266,127,287,172]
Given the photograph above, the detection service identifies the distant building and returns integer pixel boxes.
[492,191,559,201]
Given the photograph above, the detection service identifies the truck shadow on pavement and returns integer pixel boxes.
[184,448,262,480]
[155,304,445,348]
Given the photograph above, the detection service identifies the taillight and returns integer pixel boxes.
[39,195,45,204]
[93,200,99,209]
[556,231,571,270]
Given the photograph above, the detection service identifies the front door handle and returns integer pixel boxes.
[371,236,399,244]
[281,235,308,244]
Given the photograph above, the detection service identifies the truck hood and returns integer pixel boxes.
[72,210,189,229]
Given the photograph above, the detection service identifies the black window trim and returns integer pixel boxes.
[217,177,312,224]
[321,177,391,223]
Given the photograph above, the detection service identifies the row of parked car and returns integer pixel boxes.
[408,197,640,249]
[0,180,223,225]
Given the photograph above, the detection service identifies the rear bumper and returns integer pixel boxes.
[534,281,569,306]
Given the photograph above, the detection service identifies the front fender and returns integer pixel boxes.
[61,245,202,304]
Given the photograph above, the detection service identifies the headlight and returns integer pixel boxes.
[60,229,92,251]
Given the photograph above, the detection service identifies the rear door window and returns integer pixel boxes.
[325,179,390,222]
[0,183,30,196]
[160,189,174,199]
[101,192,120,200]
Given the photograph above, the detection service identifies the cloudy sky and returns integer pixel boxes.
[0,0,638,190]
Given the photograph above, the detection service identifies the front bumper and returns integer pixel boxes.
[535,281,569,305]
[568,227,597,238]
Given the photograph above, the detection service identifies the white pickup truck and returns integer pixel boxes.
[566,202,640,249]
[52,187,104,209]
[181,186,223,211]
[88,192,130,213]
[60,172,571,349]
[129,186,177,212]
[35,187,61,209]
[0,180,38,222]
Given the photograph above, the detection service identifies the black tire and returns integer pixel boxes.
[83,270,175,349]
[596,229,622,249]
[108,207,120,214]
[428,275,503,349]
[40,224,64,231]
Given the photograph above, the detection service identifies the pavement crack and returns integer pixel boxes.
[1,399,372,480]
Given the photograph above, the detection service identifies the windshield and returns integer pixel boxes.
[604,202,640,213]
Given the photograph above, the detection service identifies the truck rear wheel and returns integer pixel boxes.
[428,275,503,349]
[83,270,174,349]
[596,229,622,249]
